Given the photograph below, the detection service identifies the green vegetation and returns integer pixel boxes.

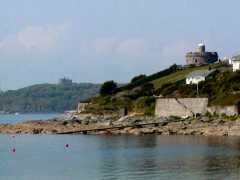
[154,68,240,106]
[100,81,117,96]
[152,65,208,89]
[116,64,178,92]
[87,62,233,116]
[2,62,233,115]
[0,83,100,113]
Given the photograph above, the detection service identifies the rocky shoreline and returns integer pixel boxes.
[0,114,240,136]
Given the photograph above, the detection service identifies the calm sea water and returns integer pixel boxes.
[0,113,61,124]
[0,135,240,180]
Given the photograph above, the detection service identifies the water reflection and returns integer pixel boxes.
[97,136,240,180]
[0,135,240,180]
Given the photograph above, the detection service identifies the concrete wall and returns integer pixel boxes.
[155,98,208,117]
[233,61,240,72]
[207,106,239,116]
[77,103,89,113]
[186,76,205,85]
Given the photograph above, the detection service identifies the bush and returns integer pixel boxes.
[131,74,147,84]
[100,81,117,96]
[141,83,154,96]
[116,64,178,92]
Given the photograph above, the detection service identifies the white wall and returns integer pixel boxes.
[186,76,205,84]
[233,61,240,72]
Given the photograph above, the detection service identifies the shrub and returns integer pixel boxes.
[116,64,178,92]
[100,81,117,96]
[131,74,147,84]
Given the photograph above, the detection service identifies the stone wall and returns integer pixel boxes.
[207,106,239,116]
[155,98,208,117]
[186,52,218,65]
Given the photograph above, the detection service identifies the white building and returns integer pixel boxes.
[186,70,215,85]
[232,57,240,72]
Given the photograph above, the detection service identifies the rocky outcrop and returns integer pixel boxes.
[0,115,240,136]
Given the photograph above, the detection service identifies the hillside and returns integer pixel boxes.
[0,83,100,113]
[86,62,233,115]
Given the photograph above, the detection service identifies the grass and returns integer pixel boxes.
[87,62,233,115]
[151,65,209,89]
[151,64,230,90]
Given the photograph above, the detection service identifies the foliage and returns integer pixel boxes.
[131,74,147,84]
[100,81,117,96]
[0,83,100,113]
[151,64,216,89]
[127,83,154,100]
[155,70,240,106]
[87,63,232,116]
[117,64,178,92]
[133,96,155,116]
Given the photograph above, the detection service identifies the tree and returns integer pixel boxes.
[131,74,147,84]
[100,81,117,96]
[142,83,154,96]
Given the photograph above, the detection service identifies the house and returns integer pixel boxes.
[231,56,240,72]
[186,69,215,85]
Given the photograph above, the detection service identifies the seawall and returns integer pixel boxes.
[155,98,208,117]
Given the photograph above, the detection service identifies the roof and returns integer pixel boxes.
[187,69,216,78]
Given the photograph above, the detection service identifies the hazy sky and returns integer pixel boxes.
[0,0,239,90]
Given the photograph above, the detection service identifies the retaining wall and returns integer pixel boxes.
[207,106,239,116]
[155,98,208,117]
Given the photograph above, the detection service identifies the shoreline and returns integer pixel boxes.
[0,115,240,136]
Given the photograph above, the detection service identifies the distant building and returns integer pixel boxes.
[186,44,218,65]
[231,56,240,72]
[186,69,215,85]
[59,78,73,86]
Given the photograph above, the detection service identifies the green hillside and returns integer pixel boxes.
[151,65,210,89]
[0,83,100,113]
[87,62,232,115]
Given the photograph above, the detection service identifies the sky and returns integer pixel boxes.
[0,0,240,90]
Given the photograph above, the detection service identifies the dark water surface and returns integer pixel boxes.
[0,135,240,180]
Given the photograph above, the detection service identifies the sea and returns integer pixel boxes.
[0,113,61,124]
[0,135,240,180]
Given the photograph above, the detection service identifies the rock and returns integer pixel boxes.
[32,128,43,134]
[62,121,68,126]
[200,116,211,122]
[82,121,89,125]
[51,129,58,134]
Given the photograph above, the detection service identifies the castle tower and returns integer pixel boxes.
[198,43,205,53]
[186,44,218,65]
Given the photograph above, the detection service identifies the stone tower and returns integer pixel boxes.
[186,44,218,65]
